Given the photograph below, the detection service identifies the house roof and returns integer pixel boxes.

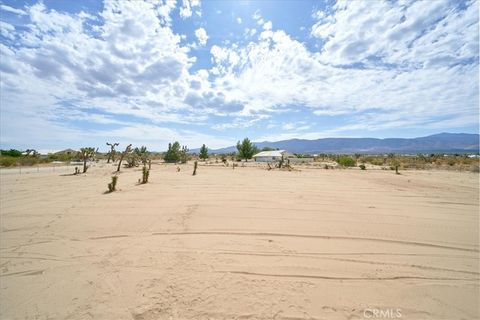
[253,150,286,157]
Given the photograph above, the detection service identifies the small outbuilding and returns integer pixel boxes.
[253,150,294,162]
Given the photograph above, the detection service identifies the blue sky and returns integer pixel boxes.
[0,0,478,152]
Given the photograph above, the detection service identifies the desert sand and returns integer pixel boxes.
[0,163,479,320]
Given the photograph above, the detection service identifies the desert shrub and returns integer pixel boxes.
[18,157,40,166]
[359,164,366,170]
[47,152,75,162]
[470,164,480,173]
[369,158,385,166]
[337,156,356,167]
[324,164,329,169]
[108,176,118,192]
[0,156,17,167]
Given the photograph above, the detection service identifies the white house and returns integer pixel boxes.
[253,150,293,162]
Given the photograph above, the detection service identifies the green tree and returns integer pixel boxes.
[164,142,181,162]
[199,144,209,160]
[0,149,22,157]
[236,138,257,162]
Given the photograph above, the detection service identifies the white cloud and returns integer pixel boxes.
[0,21,15,40]
[0,0,239,150]
[179,0,201,19]
[244,28,257,37]
[209,2,478,131]
[252,10,265,25]
[195,27,208,46]
[311,0,478,68]
[236,17,242,24]
[0,4,27,15]
[0,0,477,150]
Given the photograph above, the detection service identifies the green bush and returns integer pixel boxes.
[0,149,22,157]
[337,156,356,167]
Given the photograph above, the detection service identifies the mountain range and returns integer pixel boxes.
[197,133,479,154]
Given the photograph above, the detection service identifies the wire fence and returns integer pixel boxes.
[0,162,100,175]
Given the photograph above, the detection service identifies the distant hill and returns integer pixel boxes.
[197,133,479,154]
[54,148,78,154]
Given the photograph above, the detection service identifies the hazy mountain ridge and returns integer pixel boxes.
[200,133,479,154]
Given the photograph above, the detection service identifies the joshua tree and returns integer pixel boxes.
[199,144,209,160]
[393,161,400,174]
[141,166,149,184]
[25,149,39,157]
[106,142,119,163]
[92,148,99,162]
[136,146,149,166]
[79,147,96,173]
[278,154,285,168]
[193,160,198,175]
[236,138,257,162]
[124,146,149,168]
[117,144,132,172]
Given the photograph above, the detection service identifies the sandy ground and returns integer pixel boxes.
[0,163,478,320]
